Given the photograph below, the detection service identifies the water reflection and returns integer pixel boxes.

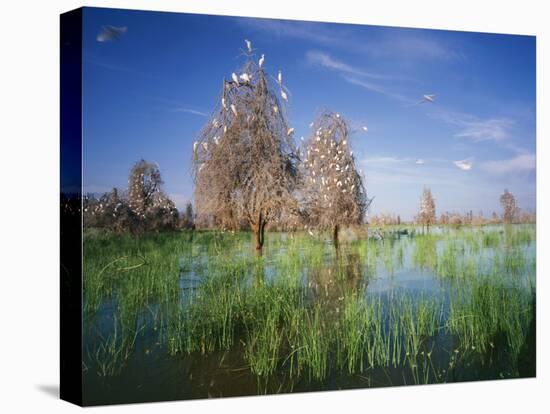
[82,224,536,405]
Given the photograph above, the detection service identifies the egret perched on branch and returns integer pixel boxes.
[287,127,294,136]
[245,39,252,53]
[231,72,239,84]
[278,70,282,85]
[193,141,198,152]
[239,73,251,83]
[230,104,238,116]
[281,90,288,102]
[273,105,278,113]
[221,97,227,110]
[259,54,265,68]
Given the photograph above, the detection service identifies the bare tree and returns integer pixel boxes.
[126,159,178,234]
[83,160,178,234]
[418,186,436,231]
[500,189,518,224]
[300,110,370,246]
[192,46,299,251]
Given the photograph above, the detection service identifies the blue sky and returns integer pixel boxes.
[82,7,536,220]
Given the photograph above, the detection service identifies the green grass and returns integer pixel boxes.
[83,224,535,385]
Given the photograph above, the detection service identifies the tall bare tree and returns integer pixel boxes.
[500,189,517,224]
[300,110,369,246]
[192,45,299,251]
[418,186,436,231]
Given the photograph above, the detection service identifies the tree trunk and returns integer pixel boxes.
[333,224,339,249]
[254,213,266,253]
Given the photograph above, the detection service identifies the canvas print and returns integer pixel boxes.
[60,6,536,406]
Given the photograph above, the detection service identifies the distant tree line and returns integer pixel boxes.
[83,159,188,236]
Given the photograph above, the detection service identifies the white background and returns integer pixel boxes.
[0,0,548,412]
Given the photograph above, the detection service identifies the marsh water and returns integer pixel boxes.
[82,224,536,405]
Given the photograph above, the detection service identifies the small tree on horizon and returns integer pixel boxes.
[418,186,436,231]
[500,189,518,224]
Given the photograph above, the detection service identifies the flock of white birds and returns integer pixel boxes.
[193,40,472,173]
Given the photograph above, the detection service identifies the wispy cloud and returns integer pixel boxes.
[173,107,208,117]
[239,19,463,62]
[432,110,515,142]
[306,51,388,80]
[455,118,514,142]
[481,153,535,176]
[344,76,413,103]
[362,156,412,164]
[305,51,414,103]
[361,35,465,62]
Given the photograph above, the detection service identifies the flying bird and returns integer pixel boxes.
[417,94,436,104]
[281,90,288,102]
[415,159,425,165]
[231,72,239,84]
[454,159,472,171]
[96,25,127,42]
[259,54,265,68]
[245,39,252,53]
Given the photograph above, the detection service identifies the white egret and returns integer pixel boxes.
[454,159,472,171]
[281,90,288,102]
[231,72,239,84]
[193,141,198,152]
[245,39,252,53]
[221,97,227,110]
[273,105,278,113]
[239,73,251,83]
[259,54,265,68]
[202,142,208,151]
[278,70,282,85]
[287,127,294,136]
[416,94,436,104]
[230,104,238,116]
